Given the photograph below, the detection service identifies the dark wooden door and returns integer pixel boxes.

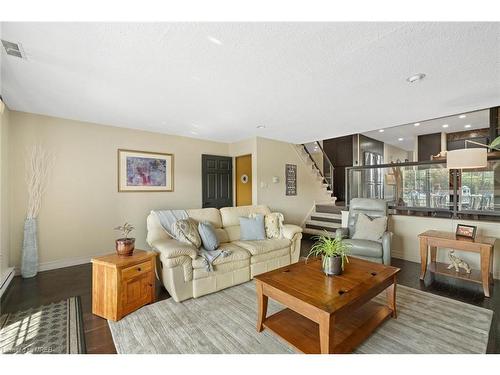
[202,154,233,208]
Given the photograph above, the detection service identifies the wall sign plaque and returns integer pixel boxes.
[285,164,297,196]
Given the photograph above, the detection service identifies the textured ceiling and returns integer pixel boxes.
[1,22,499,143]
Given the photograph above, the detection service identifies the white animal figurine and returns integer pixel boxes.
[447,250,472,274]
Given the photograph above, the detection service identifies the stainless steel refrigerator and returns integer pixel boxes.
[362,151,384,199]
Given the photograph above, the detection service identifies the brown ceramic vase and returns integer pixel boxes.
[115,238,135,256]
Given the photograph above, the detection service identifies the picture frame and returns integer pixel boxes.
[117,149,174,192]
[455,224,477,239]
[285,164,297,196]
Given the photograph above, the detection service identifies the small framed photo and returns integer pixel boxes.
[118,149,174,192]
[455,224,477,239]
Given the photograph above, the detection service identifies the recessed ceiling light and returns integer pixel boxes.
[379,129,384,133]
[406,73,426,83]
[207,36,223,45]
[256,125,266,129]
[414,123,420,127]
[459,114,467,119]
[398,138,404,141]
[464,124,472,128]
[442,124,449,128]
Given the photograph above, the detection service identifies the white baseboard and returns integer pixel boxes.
[14,252,110,276]
[0,267,15,298]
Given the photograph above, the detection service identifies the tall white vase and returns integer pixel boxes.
[21,217,38,278]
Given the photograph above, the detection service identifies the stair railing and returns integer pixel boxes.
[300,141,335,192]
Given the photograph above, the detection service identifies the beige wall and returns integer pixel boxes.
[384,143,411,164]
[256,137,330,225]
[389,215,500,279]
[8,111,229,268]
[0,100,11,280]
[6,111,347,270]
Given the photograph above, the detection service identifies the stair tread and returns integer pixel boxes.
[303,227,337,236]
[315,204,347,214]
[310,216,341,223]
[306,221,342,229]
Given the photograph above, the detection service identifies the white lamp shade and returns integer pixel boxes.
[446,148,487,169]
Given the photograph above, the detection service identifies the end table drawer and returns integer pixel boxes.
[122,260,152,280]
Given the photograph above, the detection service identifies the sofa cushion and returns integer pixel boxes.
[193,259,250,280]
[343,238,383,258]
[220,205,271,227]
[171,219,202,248]
[250,246,290,264]
[198,221,219,251]
[187,208,223,229]
[352,213,387,241]
[239,215,266,240]
[191,243,250,269]
[233,238,291,256]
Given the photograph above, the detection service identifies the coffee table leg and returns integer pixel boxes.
[256,280,268,332]
[319,314,334,354]
[386,277,397,318]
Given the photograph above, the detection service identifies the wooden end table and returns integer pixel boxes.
[92,250,156,321]
[255,257,400,354]
[418,230,495,297]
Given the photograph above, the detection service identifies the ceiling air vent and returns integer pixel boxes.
[1,39,26,59]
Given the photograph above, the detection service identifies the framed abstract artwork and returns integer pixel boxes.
[118,149,174,192]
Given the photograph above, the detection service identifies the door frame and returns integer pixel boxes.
[235,153,253,207]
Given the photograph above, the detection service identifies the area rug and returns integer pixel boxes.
[0,296,86,354]
[108,282,492,354]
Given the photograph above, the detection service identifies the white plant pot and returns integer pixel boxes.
[21,218,38,278]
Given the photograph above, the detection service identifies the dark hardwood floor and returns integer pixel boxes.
[1,238,498,353]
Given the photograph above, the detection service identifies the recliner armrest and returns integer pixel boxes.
[381,231,392,265]
[150,238,198,260]
[335,227,349,239]
[282,224,302,240]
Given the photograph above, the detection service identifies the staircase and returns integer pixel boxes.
[294,142,349,237]
[294,142,336,204]
[303,203,347,237]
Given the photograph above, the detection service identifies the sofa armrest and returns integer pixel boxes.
[335,227,349,239]
[150,238,198,260]
[381,231,392,265]
[282,224,302,240]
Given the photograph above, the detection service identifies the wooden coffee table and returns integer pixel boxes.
[254,257,400,354]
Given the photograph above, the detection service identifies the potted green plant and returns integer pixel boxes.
[114,222,135,256]
[306,232,350,276]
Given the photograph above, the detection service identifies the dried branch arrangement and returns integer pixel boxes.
[26,144,53,219]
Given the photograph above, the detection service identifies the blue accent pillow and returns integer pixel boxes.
[198,221,219,251]
[239,214,266,241]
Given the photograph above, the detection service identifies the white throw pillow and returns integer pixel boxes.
[264,212,284,239]
[171,219,202,248]
[352,213,387,241]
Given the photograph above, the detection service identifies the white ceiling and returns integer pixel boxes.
[363,108,490,151]
[1,22,499,143]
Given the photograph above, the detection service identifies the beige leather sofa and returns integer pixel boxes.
[146,205,303,302]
